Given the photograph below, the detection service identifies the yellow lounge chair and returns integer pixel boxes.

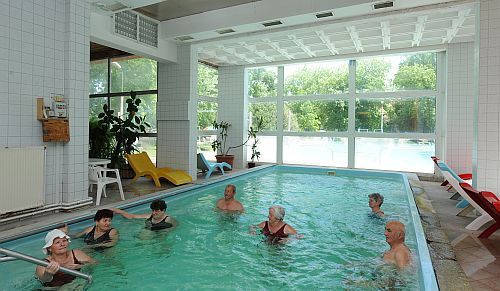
[125,152,192,187]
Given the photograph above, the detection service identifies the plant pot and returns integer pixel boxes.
[215,155,234,169]
[119,163,135,179]
[248,162,256,168]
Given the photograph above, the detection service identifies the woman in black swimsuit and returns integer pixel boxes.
[36,229,95,287]
[255,205,298,243]
[112,199,175,230]
[75,209,119,247]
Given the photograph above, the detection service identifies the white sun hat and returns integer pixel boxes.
[42,229,71,254]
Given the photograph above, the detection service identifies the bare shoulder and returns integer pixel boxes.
[285,224,298,235]
[257,221,266,228]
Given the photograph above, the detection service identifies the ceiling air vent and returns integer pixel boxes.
[262,20,282,27]
[373,1,394,9]
[176,35,194,41]
[217,28,235,35]
[315,11,334,19]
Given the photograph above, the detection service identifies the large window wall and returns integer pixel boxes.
[247,52,438,173]
[197,63,219,160]
[89,56,158,162]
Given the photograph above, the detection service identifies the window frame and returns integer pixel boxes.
[245,50,442,173]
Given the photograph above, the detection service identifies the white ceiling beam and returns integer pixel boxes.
[316,31,339,55]
[216,45,255,64]
[346,26,363,53]
[239,41,274,62]
[412,15,427,47]
[381,21,390,50]
[443,8,471,43]
[263,39,294,60]
[288,35,315,58]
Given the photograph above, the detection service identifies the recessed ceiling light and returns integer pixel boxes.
[176,35,194,41]
[217,28,235,35]
[315,11,334,19]
[262,20,283,27]
[373,1,394,10]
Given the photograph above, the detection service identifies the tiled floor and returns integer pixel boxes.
[422,181,500,291]
[1,170,499,290]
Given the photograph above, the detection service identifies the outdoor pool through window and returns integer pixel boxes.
[0,166,436,290]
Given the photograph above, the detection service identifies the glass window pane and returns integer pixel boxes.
[246,136,276,163]
[198,63,218,97]
[283,136,348,167]
[355,138,435,173]
[198,101,218,130]
[197,135,217,161]
[249,102,277,131]
[136,136,156,164]
[90,59,108,94]
[284,100,348,132]
[109,94,157,133]
[356,52,436,93]
[138,94,157,133]
[89,97,107,119]
[355,97,435,133]
[110,56,157,93]
[247,67,277,98]
[284,61,349,95]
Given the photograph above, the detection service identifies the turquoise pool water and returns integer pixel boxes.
[0,166,436,290]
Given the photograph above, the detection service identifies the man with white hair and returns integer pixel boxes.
[382,221,411,269]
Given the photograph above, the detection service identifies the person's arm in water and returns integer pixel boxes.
[73,225,93,239]
[73,249,96,264]
[249,221,266,235]
[111,208,150,219]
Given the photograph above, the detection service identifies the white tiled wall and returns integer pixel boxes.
[1,0,90,205]
[477,0,500,192]
[157,45,198,178]
[218,66,247,169]
[446,42,474,174]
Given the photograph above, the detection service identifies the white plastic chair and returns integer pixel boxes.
[88,165,124,206]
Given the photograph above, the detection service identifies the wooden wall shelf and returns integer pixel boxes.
[41,119,70,142]
[36,98,70,142]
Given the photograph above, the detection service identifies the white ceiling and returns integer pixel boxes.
[89,0,477,67]
[194,3,475,66]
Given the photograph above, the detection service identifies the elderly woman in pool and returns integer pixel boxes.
[35,229,95,287]
[255,205,299,243]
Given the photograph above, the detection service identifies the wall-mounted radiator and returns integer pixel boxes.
[0,147,45,215]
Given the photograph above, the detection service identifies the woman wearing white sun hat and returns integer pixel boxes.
[35,228,95,287]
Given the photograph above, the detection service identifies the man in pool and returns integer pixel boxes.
[382,221,411,269]
[74,209,119,248]
[112,199,176,230]
[216,184,244,212]
[368,193,385,217]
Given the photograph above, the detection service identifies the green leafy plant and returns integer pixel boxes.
[98,91,150,168]
[211,117,263,156]
[250,138,261,163]
[89,117,114,159]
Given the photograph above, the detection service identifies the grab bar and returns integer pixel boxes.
[0,248,92,282]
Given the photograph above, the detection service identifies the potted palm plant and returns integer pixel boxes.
[211,117,263,168]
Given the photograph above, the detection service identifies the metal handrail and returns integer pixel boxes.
[0,247,92,283]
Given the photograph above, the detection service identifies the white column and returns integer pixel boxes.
[476,0,500,192]
[218,66,246,169]
[157,45,198,179]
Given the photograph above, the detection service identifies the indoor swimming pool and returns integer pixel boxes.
[0,166,437,290]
